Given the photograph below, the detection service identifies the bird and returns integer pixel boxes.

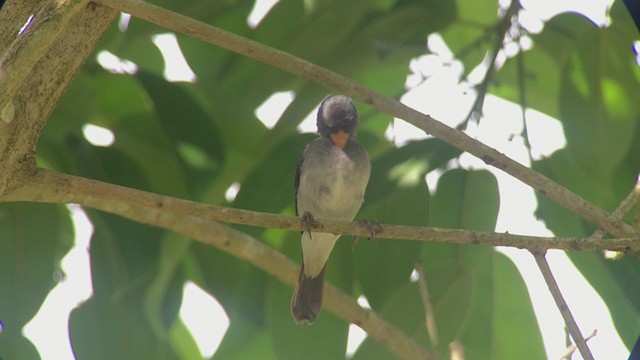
[291,95,371,323]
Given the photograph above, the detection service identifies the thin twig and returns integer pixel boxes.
[515,35,534,153]
[533,252,594,360]
[541,177,637,360]
[461,0,521,127]
[92,0,636,239]
[3,169,640,254]
[589,174,640,240]
[558,329,597,360]
[415,261,440,356]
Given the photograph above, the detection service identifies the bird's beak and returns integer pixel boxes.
[330,131,350,150]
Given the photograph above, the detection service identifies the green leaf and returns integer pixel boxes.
[146,234,192,336]
[491,252,545,359]
[213,317,276,360]
[265,276,349,360]
[351,280,428,360]
[69,212,180,360]
[189,241,269,324]
[493,45,561,118]
[233,133,313,215]
[354,138,461,309]
[0,203,73,360]
[430,168,500,231]
[532,152,592,237]
[356,185,428,308]
[169,319,202,360]
[64,136,184,359]
[419,168,503,359]
[566,252,640,349]
[542,10,639,178]
[440,0,498,74]
[136,72,226,176]
[528,7,640,348]
[534,126,640,348]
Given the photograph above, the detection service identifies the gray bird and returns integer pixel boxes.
[291,95,371,323]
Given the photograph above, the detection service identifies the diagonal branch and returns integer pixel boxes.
[462,0,521,126]
[533,176,639,360]
[415,261,440,357]
[3,169,640,254]
[533,252,594,360]
[93,0,636,240]
[559,329,597,360]
[4,169,432,360]
[589,174,640,241]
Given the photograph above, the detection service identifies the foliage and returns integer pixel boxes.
[1,0,639,359]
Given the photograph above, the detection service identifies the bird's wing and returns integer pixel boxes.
[294,144,307,217]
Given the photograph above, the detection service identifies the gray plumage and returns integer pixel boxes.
[291,95,371,323]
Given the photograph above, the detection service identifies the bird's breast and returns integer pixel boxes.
[309,151,364,218]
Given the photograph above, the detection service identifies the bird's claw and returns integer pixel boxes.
[301,211,322,239]
[352,219,382,249]
[358,219,382,240]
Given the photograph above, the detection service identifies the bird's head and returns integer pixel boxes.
[316,95,358,150]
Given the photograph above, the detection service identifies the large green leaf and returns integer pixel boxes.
[0,203,73,360]
[426,169,496,359]
[350,280,430,360]
[567,252,640,348]
[353,251,545,360]
[266,274,349,360]
[63,137,185,359]
[212,315,276,360]
[491,252,546,359]
[534,141,640,349]
[354,138,460,309]
[356,185,428,309]
[529,5,640,348]
[353,168,503,359]
[493,43,562,118]
[189,241,269,325]
[440,0,497,75]
[69,211,182,360]
[136,72,226,193]
[430,168,500,230]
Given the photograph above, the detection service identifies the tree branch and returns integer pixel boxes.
[0,1,117,194]
[3,169,431,360]
[0,0,92,115]
[534,175,638,360]
[415,261,440,357]
[462,0,520,126]
[0,0,40,50]
[3,169,639,254]
[558,329,597,360]
[589,174,640,241]
[7,168,637,358]
[533,252,594,360]
[92,0,636,240]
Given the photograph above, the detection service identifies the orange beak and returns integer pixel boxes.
[329,131,350,150]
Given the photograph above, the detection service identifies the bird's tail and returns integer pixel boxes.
[291,263,326,323]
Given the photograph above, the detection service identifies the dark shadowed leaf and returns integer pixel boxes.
[0,203,73,360]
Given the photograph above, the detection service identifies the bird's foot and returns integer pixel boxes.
[358,219,382,240]
[352,219,382,249]
[301,211,322,239]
